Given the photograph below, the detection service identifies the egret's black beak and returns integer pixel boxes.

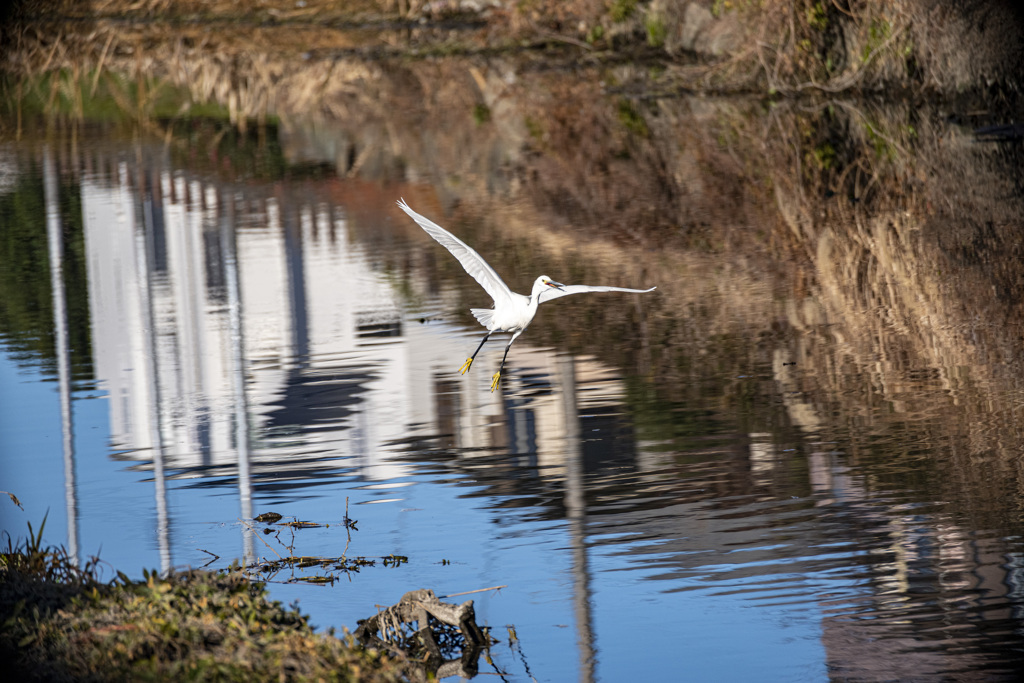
[547,280,565,289]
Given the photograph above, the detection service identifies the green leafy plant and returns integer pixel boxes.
[645,12,667,48]
[609,0,637,23]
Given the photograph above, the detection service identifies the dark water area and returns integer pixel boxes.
[4,6,1024,680]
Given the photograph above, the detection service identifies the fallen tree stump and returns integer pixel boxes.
[355,588,495,679]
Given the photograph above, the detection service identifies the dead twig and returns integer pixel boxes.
[238,517,283,560]
[439,585,507,599]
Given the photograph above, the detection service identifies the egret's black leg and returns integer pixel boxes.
[460,332,492,375]
[491,339,514,392]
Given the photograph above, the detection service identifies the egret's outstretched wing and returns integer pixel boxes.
[539,284,656,305]
[398,199,513,307]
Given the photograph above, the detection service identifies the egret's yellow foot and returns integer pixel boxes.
[459,357,474,375]
[490,371,501,392]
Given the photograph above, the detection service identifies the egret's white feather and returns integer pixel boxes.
[538,284,656,304]
[471,308,495,328]
[397,199,513,310]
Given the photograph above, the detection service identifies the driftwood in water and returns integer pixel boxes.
[355,588,493,679]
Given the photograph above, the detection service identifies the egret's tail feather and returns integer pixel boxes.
[471,308,494,329]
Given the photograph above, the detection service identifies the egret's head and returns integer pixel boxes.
[538,275,564,289]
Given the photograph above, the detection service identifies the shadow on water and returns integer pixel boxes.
[4,4,1024,680]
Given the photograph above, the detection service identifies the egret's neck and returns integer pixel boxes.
[530,279,548,306]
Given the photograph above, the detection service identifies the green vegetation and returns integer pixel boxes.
[1,70,229,129]
[608,0,637,23]
[711,0,732,18]
[524,115,544,141]
[805,1,827,32]
[862,18,893,63]
[2,71,288,181]
[616,98,649,138]
[645,11,667,48]
[810,141,836,170]
[472,102,491,125]
[864,120,896,161]
[0,519,410,682]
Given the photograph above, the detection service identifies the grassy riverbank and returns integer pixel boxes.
[1,523,409,682]
[5,0,1021,99]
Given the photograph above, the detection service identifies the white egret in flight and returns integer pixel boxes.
[397,199,656,392]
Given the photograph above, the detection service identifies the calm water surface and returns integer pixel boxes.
[2,127,1024,682]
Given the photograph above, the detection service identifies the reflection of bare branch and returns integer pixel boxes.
[238,517,283,560]
[530,27,594,52]
[789,23,909,95]
[833,99,910,157]
[696,44,757,91]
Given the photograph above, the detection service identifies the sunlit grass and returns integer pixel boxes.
[2,69,230,129]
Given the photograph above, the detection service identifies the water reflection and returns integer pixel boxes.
[43,146,79,564]
[73,143,654,554]
[3,127,1024,679]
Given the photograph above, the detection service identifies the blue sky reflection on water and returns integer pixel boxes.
[0,347,162,576]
